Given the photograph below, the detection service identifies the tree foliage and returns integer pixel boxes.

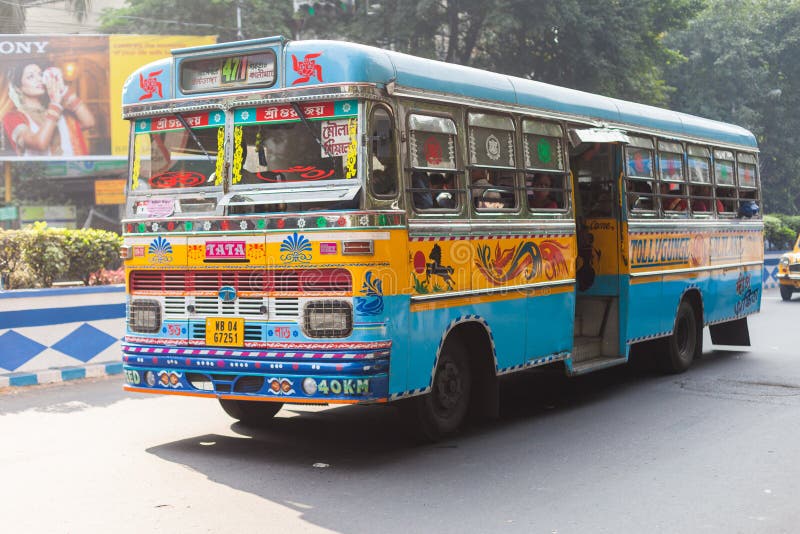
[665,0,800,213]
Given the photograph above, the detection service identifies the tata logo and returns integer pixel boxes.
[218,286,237,303]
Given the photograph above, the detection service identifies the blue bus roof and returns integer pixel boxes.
[124,37,757,149]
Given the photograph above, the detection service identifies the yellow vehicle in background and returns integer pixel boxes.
[777,234,800,300]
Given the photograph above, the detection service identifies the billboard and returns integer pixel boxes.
[0,34,216,162]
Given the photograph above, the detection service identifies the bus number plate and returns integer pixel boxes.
[206,318,244,347]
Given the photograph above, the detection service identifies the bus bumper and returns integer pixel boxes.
[121,343,390,404]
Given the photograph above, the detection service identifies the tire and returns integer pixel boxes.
[219,399,283,426]
[659,300,702,374]
[414,340,472,441]
[780,285,793,301]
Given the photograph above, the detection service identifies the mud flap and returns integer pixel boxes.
[709,317,750,346]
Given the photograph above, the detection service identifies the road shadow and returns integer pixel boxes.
[145,347,748,533]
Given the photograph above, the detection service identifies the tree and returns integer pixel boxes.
[664,0,800,213]
[99,0,295,40]
[0,0,91,33]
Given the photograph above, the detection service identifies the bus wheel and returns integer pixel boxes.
[659,300,701,374]
[219,399,283,426]
[415,340,472,441]
[780,285,793,301]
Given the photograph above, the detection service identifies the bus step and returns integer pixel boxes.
[572,336,603,362]
[569,356,627,376]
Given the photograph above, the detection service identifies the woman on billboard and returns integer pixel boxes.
[2,62,95,156]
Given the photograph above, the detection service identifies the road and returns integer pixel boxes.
[2,289,799,534]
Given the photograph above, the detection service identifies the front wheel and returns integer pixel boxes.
[219,399,283,426]
[659,300,702,374]
[414,340,472,441]
[780,284,793,301]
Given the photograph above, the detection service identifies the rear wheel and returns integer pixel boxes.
[219,399,283,426]
[659,300,702,374]
[414,340,472,441]
[780,285,793,301]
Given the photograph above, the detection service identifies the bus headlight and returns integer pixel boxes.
[303,300,353,338]
[302,378,318,395]
[128,299,162,334]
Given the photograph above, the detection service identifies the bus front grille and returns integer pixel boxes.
[130,269,352,293]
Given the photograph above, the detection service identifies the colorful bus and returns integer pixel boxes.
[120,36,762,438]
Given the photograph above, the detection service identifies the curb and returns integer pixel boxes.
[0,362,123,389]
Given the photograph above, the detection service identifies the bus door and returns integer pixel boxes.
[568,135,627,372]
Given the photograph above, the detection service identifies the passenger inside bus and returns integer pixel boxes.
[691,185,723,212]
[628,179,654,211]
[430,173,455,208]
[661,182,687,211]
[473,178,505,209]
[527,173,558,209]
[412,171,433,209]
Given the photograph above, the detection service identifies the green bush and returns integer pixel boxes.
[764,214,799,250]
[22,222,69,287]
[64,228,123,285]
[0,228,28,289]
[0,223,122,288]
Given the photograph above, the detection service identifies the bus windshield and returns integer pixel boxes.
[128,111,224,217]
[231,100,359,187]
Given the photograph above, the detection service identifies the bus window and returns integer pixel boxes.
[687,145,713,215]
[625,136,656,218]
[658,140,688,215]
[467,112,517,212]
[737,152,760,218]
[714,149,737,216]
[627,178,656,214]
[408,113,459,212]
[368,106,397,197]
[522,119,567,212]
[573,143,615,217]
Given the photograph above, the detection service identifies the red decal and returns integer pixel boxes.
[292,53,323,85]
[149,171,206,189]
[139,70,163,101]
[150,113,209,132]
[257,165,334,181]
[424,136,442,166]
[257,102,334,122]
[274,327,291,339]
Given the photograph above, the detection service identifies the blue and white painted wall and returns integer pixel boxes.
[0,286,125,388]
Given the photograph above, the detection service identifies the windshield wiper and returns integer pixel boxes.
[291,102,334,159]
[175,113,214,166]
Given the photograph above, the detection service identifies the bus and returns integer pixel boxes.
[120,36,763,439]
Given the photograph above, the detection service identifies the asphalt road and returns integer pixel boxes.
[1,289,799,534]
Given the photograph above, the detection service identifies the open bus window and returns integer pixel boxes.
[526,172,564,211]
[572,143,614,218]
[626,178,656,215]
[368,106,397,198]
[715,186,737,215]
[411,170,457,210]
[470,168,516,211]
[129,114,222,193]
